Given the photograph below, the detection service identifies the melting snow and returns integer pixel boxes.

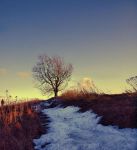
[34,106,137,150]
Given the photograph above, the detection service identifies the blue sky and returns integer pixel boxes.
[0,0,137,98]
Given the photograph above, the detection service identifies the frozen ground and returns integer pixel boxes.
[34,105,137,150]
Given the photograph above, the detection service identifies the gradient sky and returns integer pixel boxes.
[0,0,137,98]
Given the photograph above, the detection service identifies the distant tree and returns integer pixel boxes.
[32,55,73,97]
[126,76,137,92]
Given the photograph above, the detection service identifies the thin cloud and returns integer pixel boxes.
[17,71,31,79]
[80,77,94,89]
[79,77,99,93]
[0,68,8,76]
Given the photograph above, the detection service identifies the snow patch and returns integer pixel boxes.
[34,106,137,150]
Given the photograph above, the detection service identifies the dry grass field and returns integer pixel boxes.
[60,90,137,128]
[0,99,42,150]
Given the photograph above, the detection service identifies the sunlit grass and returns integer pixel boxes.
[0,98,42,150]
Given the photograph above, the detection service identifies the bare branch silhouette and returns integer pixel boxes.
[126,76,137,92]
[32,55,73,97]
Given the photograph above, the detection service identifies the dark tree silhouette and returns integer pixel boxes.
[32,55,73,97]
[126,76,137,92]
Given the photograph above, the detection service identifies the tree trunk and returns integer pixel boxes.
[54,89,58,98]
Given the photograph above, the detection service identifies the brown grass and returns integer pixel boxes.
[60,90,137,128]
[0,99,42,150]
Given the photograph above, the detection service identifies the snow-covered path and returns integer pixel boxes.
[34,106,137,150]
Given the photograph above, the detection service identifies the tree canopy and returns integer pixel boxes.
[32,55,73,97]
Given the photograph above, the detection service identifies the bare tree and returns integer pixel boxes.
[32,55,73,97]
[126,76,137,92]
